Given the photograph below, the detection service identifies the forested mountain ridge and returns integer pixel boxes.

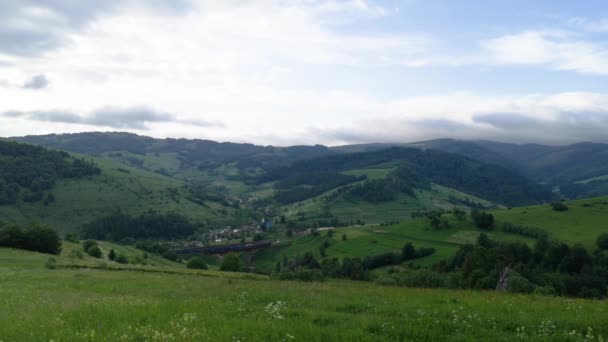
[260,147,554,207]
[6,132,561,230]
[14,132,337,172]
[406,139,608,199]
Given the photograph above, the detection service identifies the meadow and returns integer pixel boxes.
[252,217,534,273]
[493,196,608,247]
[1,246,608,341]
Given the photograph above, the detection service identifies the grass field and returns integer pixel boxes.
[252,216,533,273]
[1,246,607,341]
[493,196,608,247]
[282,183,497,226]
[259,196,608,275]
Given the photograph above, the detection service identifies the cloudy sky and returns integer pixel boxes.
[1,0,608,146]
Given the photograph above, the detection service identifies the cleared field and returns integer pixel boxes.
[1,247,607,341]
[493,196,608,247]
[283,183,497,226]
[252,217,531,272]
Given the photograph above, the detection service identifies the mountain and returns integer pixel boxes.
[0,140,242,233]
[7,132,558,230]
[406,139,608,198]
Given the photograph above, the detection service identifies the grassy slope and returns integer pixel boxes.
[252,216,530,273]
[1,247,607,341]
[256,196,608,274]
[0,240,185,271]
[493,196,608,247]
[282,182,497,226]
[0,156,227,233]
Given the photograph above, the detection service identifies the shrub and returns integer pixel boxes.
[86,245,102,258]
[64,233,78,243]
[597,233,608,251]
[551,202,569,212]
[187,256,209,270]
[68,250,83,260]
[507,273,536,294]
[220,252,241,272]
[115,254,128,264]
[45,257,57,269]
[82,240,97,252]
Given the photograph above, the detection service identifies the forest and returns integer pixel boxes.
[0,141,99,205]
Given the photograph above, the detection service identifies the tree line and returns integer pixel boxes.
[0,221,61,255]
[81,210,198,241]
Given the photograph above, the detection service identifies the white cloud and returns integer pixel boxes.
[1,2,608,146]
[483,31,608,75]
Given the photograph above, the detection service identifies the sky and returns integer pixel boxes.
[1,0,608,146]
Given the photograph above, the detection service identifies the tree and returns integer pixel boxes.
[597,233,608,251]
[187,256,208,270]
[327,229,334,238]
[402,242,416,260]
[108,249,117,261]
[319,244,327,257]
[453,208,466,221]
[342,234,347,241]
[220,252,241,272]
[477,233,493,248]
[430,216,441,230]
[471,209,494,230]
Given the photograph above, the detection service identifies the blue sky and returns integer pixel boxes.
[1,0,608,145]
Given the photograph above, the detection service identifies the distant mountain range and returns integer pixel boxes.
[4,131,608,231]
[15,132,608,194]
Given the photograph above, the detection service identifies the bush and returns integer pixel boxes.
[45,257,57,269]
[597,233,608,251]
[551,202,569,212]
[108,248,116,261]
[64,233,78,243]
[187,256,209,270]
[220,252,241,272]
[507,273,536,294]
[115,254,128,264]
[86,245,102,258]
[82,240,97,252]
[68,250,83,260]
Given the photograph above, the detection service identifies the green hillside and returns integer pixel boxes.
[253,212,533,273]
[493,196,608,248]
[254,195,608,273]
[2,246,607,341]
[0,155,233,233]
[280,183,497,227]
